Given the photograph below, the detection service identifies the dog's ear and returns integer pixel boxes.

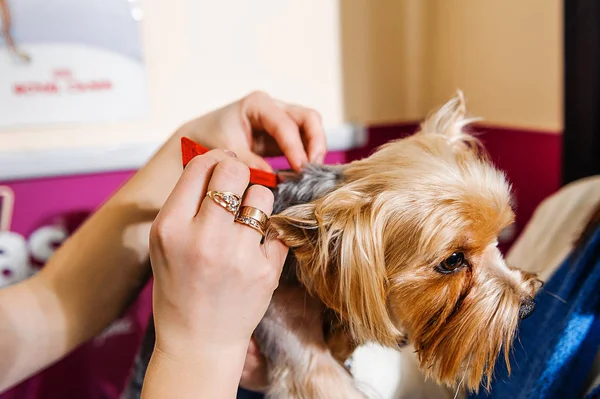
[268,187,400,346]
[419,90,486,158]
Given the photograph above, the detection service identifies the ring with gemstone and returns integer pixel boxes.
[206,190,242,215]
[234,206,268,236]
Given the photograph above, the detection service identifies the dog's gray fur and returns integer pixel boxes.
[273,164,344,213]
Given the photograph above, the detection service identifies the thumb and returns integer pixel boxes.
[264,238,289,272]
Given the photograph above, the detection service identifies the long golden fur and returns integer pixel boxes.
[262,91,541,396]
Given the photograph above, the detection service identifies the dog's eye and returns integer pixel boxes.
[437,252,465,274]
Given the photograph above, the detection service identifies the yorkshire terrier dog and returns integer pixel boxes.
[123,92,541,398]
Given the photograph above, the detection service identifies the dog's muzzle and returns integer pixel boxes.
[519,297,536,320]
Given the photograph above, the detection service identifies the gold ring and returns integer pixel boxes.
[206,190,241,215]
[234,206,269,236]
[238,206,269,227]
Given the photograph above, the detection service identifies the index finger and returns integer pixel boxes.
[242,91,308,171]
[262,234,289,273]
[285,105,327,164]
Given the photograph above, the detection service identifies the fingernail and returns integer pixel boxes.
[293,157,309,172]
[224,150,237,158]
[250,163,273,172]
[311,152,325,164]
[298,160,310,171]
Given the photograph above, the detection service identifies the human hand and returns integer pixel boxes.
[148,149,288,361]
[174,91,327,172]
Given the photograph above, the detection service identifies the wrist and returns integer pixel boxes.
[154,334,250,365]
[142,341,248,399]
[153,320,252,358]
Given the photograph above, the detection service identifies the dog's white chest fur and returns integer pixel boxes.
[351,343,454,399]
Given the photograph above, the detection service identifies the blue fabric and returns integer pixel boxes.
[237,388,264,399]
[469,226,600,399]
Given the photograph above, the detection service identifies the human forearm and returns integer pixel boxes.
[0,277,65,390]
[0,132,185,391]
[45,133,187,343]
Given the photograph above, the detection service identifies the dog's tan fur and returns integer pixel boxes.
[261,92,540,396]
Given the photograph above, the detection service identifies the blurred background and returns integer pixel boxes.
[1,0,595,398]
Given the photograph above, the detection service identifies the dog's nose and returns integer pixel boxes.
[519,297,536,320]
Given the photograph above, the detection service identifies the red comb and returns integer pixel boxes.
[181,137,278,188]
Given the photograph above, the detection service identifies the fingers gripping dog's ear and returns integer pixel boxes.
[268,188,400,347]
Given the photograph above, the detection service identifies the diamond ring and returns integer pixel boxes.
[234,206,269,236]
[206,190,242,215]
